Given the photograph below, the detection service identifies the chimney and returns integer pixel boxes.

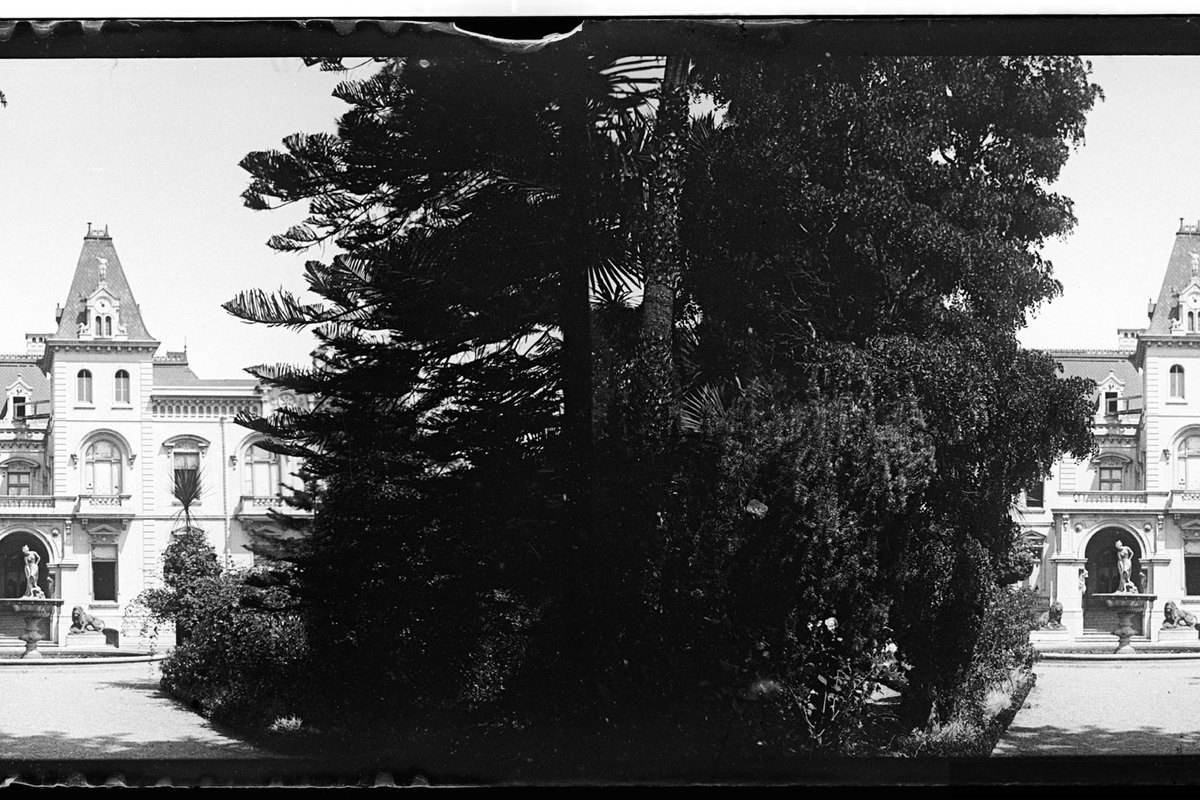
[1117,329,1142,353]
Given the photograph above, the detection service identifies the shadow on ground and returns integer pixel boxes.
[996,723,1200,757]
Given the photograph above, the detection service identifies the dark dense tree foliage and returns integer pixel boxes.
[678,54,1099,723]
[222,41,1101,744]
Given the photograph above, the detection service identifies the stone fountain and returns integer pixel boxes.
[8,598,63,658]
[1093,592,1156,654]
[1089,540,1157,654]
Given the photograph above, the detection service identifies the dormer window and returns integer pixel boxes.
[1104,391,1119,416]
[12,397,26,421]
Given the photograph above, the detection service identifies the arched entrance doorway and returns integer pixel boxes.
[0,532,49,598]
[1083,528,1143,633]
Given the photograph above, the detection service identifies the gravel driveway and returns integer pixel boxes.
[0,661,275,762]
[993,659,1200,757]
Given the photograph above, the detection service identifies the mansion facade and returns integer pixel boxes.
[0,225,302,647]
[1019,220,1200,642]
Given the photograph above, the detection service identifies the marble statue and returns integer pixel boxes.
[21,545,39,598]
[1115,540,1134,593]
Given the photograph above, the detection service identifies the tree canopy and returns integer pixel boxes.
[224,41,1101,741]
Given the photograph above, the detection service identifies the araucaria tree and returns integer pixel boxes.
[227,38,1101,746]
[226,46,665,711]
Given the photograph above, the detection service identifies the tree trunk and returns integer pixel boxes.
[635,53,691,446]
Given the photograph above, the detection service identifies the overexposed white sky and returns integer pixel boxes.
[0,54,1187,378]
[0,59,347,379]
[1021,56,1200,351]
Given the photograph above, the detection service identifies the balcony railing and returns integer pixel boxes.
[0,495,55,508]
[1070,491,1148,505]
[237,495,285,516]
[242,495,282,508]
[79,494,130,509]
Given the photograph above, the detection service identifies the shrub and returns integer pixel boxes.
[157,567,311,731]
[137,528,222,643]
[963,583,1039,708]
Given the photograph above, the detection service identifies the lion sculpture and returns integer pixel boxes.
[1034,601,1066,630]
[1163,601,1198,629]
[68,605,106,634]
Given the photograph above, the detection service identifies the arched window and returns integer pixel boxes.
[77,370,92,404]
[94,316,102,335]
[104,316,112,337]
[1190,312,1196,333]
[1179,435,1200,491]
[246,444,281,498]
[114,370,130,404]
[85,439,122,496]
[1172,365,1186,399]
[173,443,200,496]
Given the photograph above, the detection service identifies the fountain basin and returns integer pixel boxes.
[1094,593,1157,654]
[7,598,63,659]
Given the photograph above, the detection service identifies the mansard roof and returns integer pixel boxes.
[1147,223,1200,335]
[1048,349,1141,396]
[152,353,257,390]
[0,360,49,404]
[51,225,155,343]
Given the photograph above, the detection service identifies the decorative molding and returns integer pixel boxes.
[87,530,119,546]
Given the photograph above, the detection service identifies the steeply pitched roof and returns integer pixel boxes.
[1147,225,1200,334]
[1049,349,1141,396]
[51,226,155,342]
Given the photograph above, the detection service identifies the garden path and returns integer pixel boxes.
[0,660,278,764]
[992,659,1200,757]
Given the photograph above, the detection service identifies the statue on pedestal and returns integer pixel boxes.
[20,546,39,598]
[1115,540,1134,593]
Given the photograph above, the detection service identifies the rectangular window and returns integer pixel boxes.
[1025,482,1044,508]
[1104,391,1119,416]
[92,543,117,602]
[7,472,30,496]
[1187,557,1200,596]
[1100,465,1123,492]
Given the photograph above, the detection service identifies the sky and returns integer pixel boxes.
[0,53,1190,378]
[1020,56,1200,352]
[0,59,349,379]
